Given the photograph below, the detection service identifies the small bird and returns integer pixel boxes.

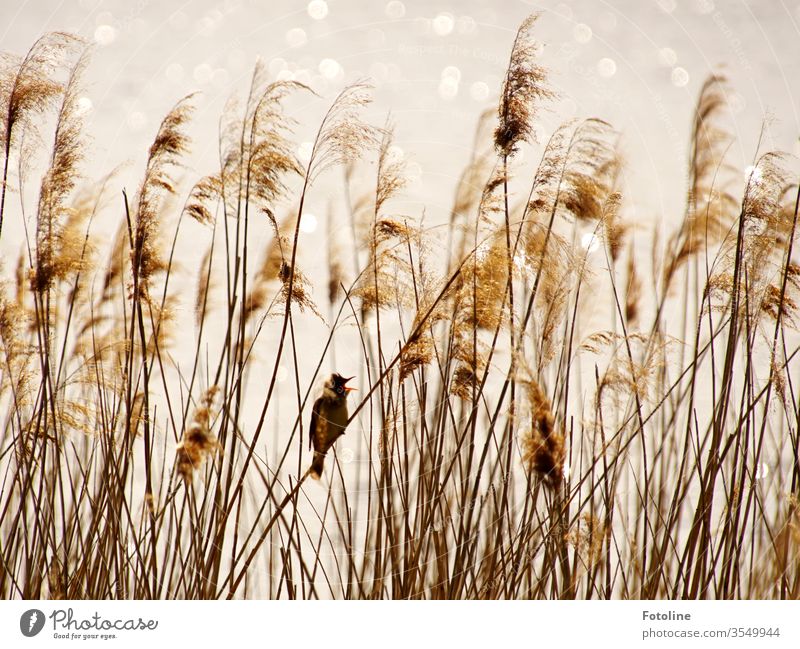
[308,373,355,479]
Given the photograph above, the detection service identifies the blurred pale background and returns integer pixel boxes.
[2,0,799,595]
[2,0,799,463]
[3,0,798,235]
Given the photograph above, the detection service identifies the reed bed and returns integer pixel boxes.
[1,18,799,599]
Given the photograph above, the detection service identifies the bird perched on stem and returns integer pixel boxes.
[308,373,355,479]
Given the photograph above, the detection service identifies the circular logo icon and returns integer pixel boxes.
[20,609,45,637]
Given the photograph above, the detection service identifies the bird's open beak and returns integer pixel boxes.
[343,376,357,392]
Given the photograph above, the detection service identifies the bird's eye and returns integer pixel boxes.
[336,386,344,395]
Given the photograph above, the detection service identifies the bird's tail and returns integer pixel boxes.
[309,451,326,480]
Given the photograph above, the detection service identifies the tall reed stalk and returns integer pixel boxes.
[0,18,798,599]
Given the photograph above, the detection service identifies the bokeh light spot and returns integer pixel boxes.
[307,0,328,20]
[433,13,455,36]
[671,66,689,87]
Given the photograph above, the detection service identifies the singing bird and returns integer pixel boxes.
[308,373,355,479]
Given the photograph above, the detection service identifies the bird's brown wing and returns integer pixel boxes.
[309,397,323,452]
